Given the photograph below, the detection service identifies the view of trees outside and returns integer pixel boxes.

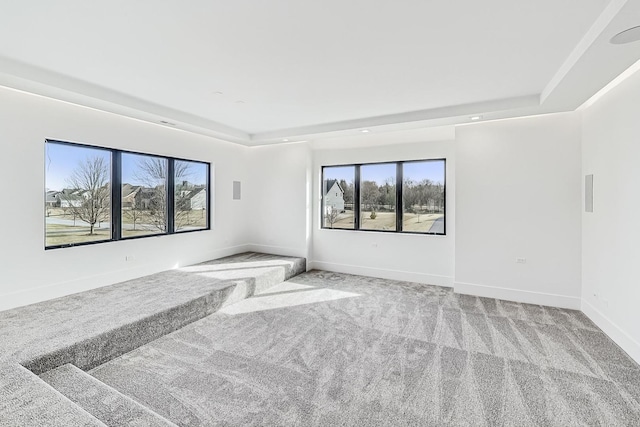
[321,160,446,234]
[121,153,168,237]
[174,160,208,232]
[46,142,211,248]
[45,143,112,247]
[322,166,354,229]
[360,163,396,231]
[402,160,445,233]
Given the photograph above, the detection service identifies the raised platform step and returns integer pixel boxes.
[4,252,305,374]
[40,364,177,427]
[0,252,306,426]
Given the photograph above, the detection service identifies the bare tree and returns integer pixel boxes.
[325,205,340,228]
[123,208,143,230]
[134,158,193,231]
[62,156,110,235]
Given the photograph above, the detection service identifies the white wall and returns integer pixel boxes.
[245,142,312,259]
[455,113,582,308]
[581,67,640,363]
[312,139,455,286]
[0,87,250,311]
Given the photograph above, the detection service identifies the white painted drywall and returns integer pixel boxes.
[581,66,640,363]
[312,140,455,286]
[455,113,582,308]
[244,142,313,259]
[0,87,250,311]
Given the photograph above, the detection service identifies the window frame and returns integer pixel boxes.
[44,139,211,250]
[320,158,446,236]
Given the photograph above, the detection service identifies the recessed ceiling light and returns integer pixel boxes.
[611,26,640,45]
[282,139,289,142]
[360,129,370,133]
[470,116,482,121]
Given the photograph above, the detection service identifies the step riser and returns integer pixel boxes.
[40,364,176,427]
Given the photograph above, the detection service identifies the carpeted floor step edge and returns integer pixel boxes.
[24,263,301,374]
[23,281,239,374]
[40,363,177,427]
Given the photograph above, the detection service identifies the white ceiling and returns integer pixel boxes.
[1,0,639,145]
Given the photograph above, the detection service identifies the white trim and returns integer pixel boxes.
[454,281,581,309]
[582,300,640,365]
[0,244,250,312]
[310,260,453,287]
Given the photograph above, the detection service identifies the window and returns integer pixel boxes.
[45,140,210,249]
[321,159,445,235]
[360,163,396,231]
[174,160,209,232]
[322,166,355,229]
[45,143,112,247]
[121,153,168,238]
[402,160,445,234]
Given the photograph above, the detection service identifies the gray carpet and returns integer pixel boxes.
[88,270,640,426]
[40,364,177,427]
[0,252,305,426]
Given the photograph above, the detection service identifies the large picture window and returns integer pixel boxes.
[45,140,210,249]
[321,159,445,235]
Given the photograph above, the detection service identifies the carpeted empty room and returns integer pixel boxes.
[2,1,640,426]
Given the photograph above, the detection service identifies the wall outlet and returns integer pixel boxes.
[516,257,527,264]
[125,255,135,262]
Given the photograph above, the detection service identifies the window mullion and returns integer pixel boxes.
[396,162,402,232]
[167,159,175,234]
[354,165,361,230]
[112,151,122,241]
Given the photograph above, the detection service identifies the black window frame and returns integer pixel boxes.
[321,158,446,235]
[44,139,211,250]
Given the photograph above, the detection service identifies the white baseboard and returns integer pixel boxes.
[0,244,251,313]
[582,300,640,365]
[310,260,453,287]
[246,244,308,260]
[454,281,581,309]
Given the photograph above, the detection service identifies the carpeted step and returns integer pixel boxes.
[40,364,177,427]
[15,253,305,375]
[0,363,106,427]
[0,252,306,425]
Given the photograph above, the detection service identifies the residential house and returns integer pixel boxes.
[323,179,344,214]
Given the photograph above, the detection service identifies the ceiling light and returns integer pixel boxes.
[470,116,482,121]
[360,129,370,133]
[611,26,640,45]
[282,138,289,142]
